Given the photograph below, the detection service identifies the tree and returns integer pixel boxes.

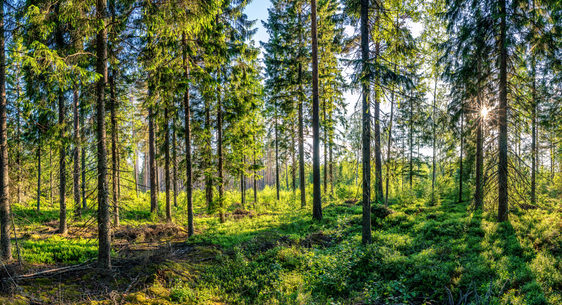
[311,0,322,221]
[0,0,11,260]
[96,0,111,269]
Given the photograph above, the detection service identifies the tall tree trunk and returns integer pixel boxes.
[148,105,157,214]
[16,77,21,205]
[291,131,296,192]
[58,94,67,234]
[133,119,139,197]
[497,0,508,222]
[55,7,67,234]
[373,34,383,205]
[311,0,322,220]
[37,143,41,212]
[81,103,86,210]
[298,63,306,208]
[204,98,212,213]
[164,102,171,222]
[49,144,53,204]
[96,0,110,269]
[530,60,537,205]
[274,101,280,201]
[409,96,414,188]
[0,26,12,253]
[475,96,483,209]
[110,71,119,227]
[323,99,327,195]
[458,105,464,203]
[360,0,371,244]
[172,119,177,208]
[217,84,225,223]
[431,69,437,204]
[182,33,193,236]
[253,146,257,207]
[73,85,81,217]
[241,156,245,207]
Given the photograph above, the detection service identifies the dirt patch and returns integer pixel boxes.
[300,232,333,248]
[241,233,295,253]
[114,223,188,243]
[228,208,255,219]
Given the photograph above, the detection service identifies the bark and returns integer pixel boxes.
[497,0,508,222]
[458,105,464,203]
[409,95,414,188]
[81,102,86,210]
[431,69,437,204]
[164,102,171,222]
[204,98,213,213]
[172,120,177,208]
[298,63,306,208]
[311,0,322,221]
[110,71,119,227]
[530,61,536,205]
[217,83,225,223]
[148,105,157,213]
[360,0,371,244]
[274,101,280,201]
[58,94,67,234]
[182,33,193,236]
[96,0,111,269]
[37,144,41,212]
[323,99,327,195]
[475,96,483,209]
[373,36,383,205]
[16,78,21,205]
[73,85,81,217]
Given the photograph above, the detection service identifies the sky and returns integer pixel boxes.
[245,0,273,46]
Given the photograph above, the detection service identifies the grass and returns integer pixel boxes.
[4,181,561,304]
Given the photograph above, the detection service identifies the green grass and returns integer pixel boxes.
[8,182,561,304]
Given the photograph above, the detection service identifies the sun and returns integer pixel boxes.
[480,106,489,119]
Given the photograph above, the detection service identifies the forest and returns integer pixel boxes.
[0,0,559,304]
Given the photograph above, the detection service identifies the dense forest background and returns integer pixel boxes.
[0,0,559,304]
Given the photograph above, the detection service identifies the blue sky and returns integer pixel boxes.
[245,0,273,46]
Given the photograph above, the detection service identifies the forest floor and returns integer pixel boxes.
[0,192,560,304]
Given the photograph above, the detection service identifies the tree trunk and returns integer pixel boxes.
[16,78,21,205]
[58,94,67,234]
[81,102,86,210]
[182,33,193,236]
[164,102,171,222]
[360,0,371,244]
[73,85,81,217]
[323,99,327,195]
[385,64,396,206]
[409,95,414,188]
[110,71,119,227]
[497,0,508,222]
[475,96,483,209]
[0,19,11,254]
[458,104,464,203]
[253,147,258,207]
[96,0,110,269]
[172,119,177,208]
[148,105,157,214]
[204,98,213,213]
[217,83,225,223]
[37,143,41,212]
[311,0,322,221]
[274,101,280,201]
[431,69,437,204]
[298,63,306,209]
[373,36,383,205]
[530,60,537,205]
